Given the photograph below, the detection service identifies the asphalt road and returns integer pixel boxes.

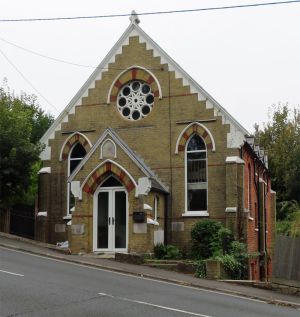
[0,247,299,317]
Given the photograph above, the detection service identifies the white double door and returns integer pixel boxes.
[93,187,128,252]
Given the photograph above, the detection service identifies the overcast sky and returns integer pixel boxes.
[1,0,299,132]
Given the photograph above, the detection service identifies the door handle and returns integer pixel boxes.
[108,217,111,225]
[112,217,115,225]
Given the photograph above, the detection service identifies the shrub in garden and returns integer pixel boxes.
[215,241,248,279]
[218,227,234,255]
[229,241,248,279]
[194,260,206,278]
[191,220,249,279]
[164,245,182,259]
[153,244,182,260]
[191,220,222,259]
[153,243,166,259]
[216,254,242,279]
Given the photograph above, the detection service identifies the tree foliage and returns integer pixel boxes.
[254,103,300,203]
[0,86,54,208]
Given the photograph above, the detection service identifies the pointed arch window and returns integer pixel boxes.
[67,143,87,215]
[185,134,208,214]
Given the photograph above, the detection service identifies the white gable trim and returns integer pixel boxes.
[40,20,249,160]
[79,159,138,200]
[107,65,162,103]
[40,23,136,160]
[132,24,249,138]
[59,131,92,161]
[175,122,216,154]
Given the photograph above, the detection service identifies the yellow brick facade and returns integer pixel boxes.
[37,22,254,256]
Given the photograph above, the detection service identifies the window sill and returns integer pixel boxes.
[182,211,209,217]
[63,215,72,220]
[248,216,254,221]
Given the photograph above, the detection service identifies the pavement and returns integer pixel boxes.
[0,232,299,309]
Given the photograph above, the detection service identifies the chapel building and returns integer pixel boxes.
[37,13,275,280]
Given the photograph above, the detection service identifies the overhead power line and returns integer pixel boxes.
[0,48,59,112]
[0,36,96,69]
[0,36,162,71]
[0,1,299,22]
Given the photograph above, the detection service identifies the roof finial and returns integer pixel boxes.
[130,10,140,24]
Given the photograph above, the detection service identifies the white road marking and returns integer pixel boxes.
[2,247,298,308]
[97,292,213,317]
[0,269,24,277]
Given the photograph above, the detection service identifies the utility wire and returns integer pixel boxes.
[0,37,96,69]
[0,36,162,71]
[0,48,59,112]
[0,0,299,22]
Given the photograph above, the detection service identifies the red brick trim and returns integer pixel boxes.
[82,162,135,195]
[109,67,160,103]
[61,133,91,161]
[177,123,214,152]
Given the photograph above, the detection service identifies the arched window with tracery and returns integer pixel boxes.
[185,134,208,214]
[67,143,86,215]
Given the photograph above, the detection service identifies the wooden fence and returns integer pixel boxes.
[272,235,300,287]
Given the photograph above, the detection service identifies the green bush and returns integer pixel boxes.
[218,228,234,255]
[194,260,206,278]
[277,211,300,237]
[277,200,299,220]
[229,241,248,279]
[191,220,222,259]
[217,254,242,279]
[277,220,291,236]
[290,211,300,237]
[190,220,249,279]
[153,244,182,260]
[153,243,166,259]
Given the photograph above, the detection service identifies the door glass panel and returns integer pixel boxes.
[97,192,109,249]
[114,191,126,249]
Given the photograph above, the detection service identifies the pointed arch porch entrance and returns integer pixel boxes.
[93,176,128,253]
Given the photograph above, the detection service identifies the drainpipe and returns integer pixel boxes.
[263,172,268,281]
[254,159,264,280]
[164,193,169,245]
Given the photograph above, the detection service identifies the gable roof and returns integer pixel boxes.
[68,127,169,193]
[40,15,249,160]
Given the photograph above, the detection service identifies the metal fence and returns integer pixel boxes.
[272,235,300,285]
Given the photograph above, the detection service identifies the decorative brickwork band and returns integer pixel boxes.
[175,122,216,153]
[82,161,135,195]
[60,132,92,161]
[107,66,162,104]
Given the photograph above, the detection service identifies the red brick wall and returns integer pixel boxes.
[243,146,274,280]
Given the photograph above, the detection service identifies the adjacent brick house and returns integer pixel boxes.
[37,14,275,280]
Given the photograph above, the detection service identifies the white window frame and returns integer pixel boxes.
[182,134,209,217]
[67,143,86,216]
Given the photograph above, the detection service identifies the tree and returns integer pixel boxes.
[254,103,300,204]
[0,86,54,208]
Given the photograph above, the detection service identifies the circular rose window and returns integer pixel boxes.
[117,80,154,121]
